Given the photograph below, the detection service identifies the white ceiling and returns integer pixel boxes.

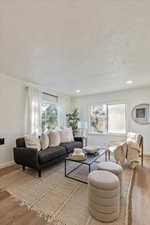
[0,0,150,96]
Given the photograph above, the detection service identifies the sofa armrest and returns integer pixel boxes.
[13,147,40,169]
[74,137,84,144]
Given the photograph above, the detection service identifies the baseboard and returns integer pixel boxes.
[0,161,15,169]
[144,153,150,157]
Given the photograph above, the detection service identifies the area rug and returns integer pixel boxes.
[0,160,135,225]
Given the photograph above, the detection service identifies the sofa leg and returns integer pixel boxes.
[22,165,25,171]
[38,169,42,177]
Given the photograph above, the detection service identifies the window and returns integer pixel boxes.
[90,105,107,133]
[90,104,126,134]
[108,104,126,134]
[41,103,58,131]
[41,93,59,132]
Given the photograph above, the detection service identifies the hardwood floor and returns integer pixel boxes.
[0,189,51,225]
[0,165,51,225]
[131,156,150,225]
[0,158,150,225]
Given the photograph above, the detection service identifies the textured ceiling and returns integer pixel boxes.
[0,0,150,95]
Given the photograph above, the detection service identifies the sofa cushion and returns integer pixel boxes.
[38,146,66,164]
[60,141,83,154]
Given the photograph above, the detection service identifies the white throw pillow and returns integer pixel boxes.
[127,132,139,143]
[48,131,61,147]
[25,135,41,151]
[40,133,49,150]
[127,132,142,145]
[59,128,74,143]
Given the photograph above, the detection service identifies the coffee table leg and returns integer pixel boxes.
[108,151,110,160]
[65,159,66,176]
[105,151,107,161]
[89,165,91,173]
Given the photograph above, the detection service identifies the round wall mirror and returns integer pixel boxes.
[132,104,150,125]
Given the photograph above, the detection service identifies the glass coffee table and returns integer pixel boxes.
[64,149,108,184]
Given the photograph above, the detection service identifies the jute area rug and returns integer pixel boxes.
[0,158,134,225]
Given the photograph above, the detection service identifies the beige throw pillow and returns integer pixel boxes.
[25,135,41,151]
[48,131,61,147]
[40,133,49,150]
[59,128,74,143]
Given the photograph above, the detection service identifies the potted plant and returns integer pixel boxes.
[66,109,80,137]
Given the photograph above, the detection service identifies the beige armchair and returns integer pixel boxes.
[126,132,144,166]
[108,133,144,167]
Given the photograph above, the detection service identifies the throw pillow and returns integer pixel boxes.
[25,135,41,151]
[40,133,49,150]
[59,128,74,143]
[48,131,61,147]
[127,132,138,143]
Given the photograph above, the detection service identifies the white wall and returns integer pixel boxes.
[0,73,71,168]
[72,87,150,155]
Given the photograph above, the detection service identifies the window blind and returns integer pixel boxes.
[42,92,58,104]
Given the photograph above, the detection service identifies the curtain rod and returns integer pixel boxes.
[42,92,58,99]
[25,86,58,98]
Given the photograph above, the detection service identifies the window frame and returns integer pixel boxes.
[88,103,127,136]
[41,99,60,131]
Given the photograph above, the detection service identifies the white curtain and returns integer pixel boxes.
[58,97,67,129]
[25,87,42,136]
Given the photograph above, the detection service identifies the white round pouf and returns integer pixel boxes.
[88,170,120,222]
[97,162,123,188]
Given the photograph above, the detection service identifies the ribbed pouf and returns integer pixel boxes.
[88,170,120,222]
[97,162,123,189]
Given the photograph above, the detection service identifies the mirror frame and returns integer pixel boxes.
[132,103,150,125]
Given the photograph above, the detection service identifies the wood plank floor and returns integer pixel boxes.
[131,156,150,225]
[0,165,51,225]
[0,158,150,225]
[0,190,50,225]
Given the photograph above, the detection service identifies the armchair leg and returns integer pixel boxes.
[108,151,111,160]
[38,169,42,177]
[141,143,144,167]
[22,165,25,171]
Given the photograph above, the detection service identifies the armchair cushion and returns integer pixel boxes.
[127,141,140,151]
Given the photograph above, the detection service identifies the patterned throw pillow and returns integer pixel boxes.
[48,131,61,147]
[25,135,41,151]
[40,133,49,150]
[59,128,74,143]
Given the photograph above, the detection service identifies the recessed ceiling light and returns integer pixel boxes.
[126,80,133,84]
[76,90,80,93]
